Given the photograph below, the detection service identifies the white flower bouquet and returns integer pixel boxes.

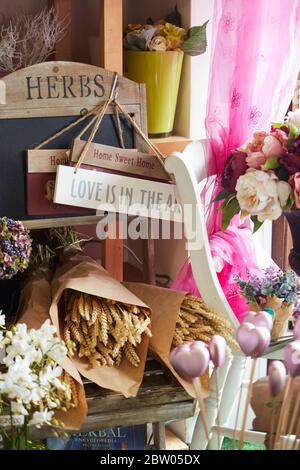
[0,313,74,450]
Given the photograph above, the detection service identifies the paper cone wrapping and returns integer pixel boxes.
[251,376,300,448]
[16,266,87,430]
[50,249,151,398]
[124,282,209,399]
[249,296,292,340]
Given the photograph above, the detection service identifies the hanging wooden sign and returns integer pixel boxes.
[70,139,170,182]
[0,61,147,225]
[27,149,92,216]
[54,165,181,221]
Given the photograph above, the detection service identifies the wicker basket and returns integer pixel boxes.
[249,296,292,340]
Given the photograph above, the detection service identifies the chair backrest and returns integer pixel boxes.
[165,141,239,330]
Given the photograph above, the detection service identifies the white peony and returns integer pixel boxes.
[235,169,291,222]
[287,109,300,131]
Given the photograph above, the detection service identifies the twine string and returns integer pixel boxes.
[33,72,172,180]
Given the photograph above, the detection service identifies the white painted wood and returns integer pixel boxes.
[165,142,239,331]
[165,140,291,450]
[54,165,179,221]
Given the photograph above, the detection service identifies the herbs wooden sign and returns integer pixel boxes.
[54,165,180,221]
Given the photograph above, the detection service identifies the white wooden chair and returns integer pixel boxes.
[165,141,292,450]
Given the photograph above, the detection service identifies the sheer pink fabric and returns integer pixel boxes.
[172,0,300,321]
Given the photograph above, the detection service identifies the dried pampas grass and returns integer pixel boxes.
[0,7,68,72]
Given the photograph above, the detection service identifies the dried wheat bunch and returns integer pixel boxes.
[61,289,152,368]
[172,294,239,351]
[0,7,68,72]
[61,371,79,408]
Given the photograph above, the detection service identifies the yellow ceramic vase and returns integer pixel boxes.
[125,50,184,136]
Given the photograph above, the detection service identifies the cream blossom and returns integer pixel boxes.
[235,169,291,222]
[0,317,72,439]
[287,109,300,132]
[148,35,167,51]
[11,401,29,416]
[29,409,54,428]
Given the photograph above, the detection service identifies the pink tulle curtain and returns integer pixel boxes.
[172,0,300,321]
[206,0,300,178]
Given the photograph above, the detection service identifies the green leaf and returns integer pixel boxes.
[271,122,285,129]
[213,189,231,202]
[221,196,240,231]
[283,192,295,212]
[181,21,209,56]
[220,192,237,209]
[262,155,279,170]
[288,124,298,146]
[124,33,147,51]
[240,210,249,219]
[251,215,263,233]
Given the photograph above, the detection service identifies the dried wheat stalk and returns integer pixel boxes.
[61,289,152,368]
[172,294,238,351]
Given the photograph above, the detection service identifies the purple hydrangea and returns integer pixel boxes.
[0,217,32,279]
[235,267,299,305]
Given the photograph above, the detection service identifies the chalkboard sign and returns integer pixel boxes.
[0,62,147,229]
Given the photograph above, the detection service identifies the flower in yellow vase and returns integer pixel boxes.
[148,36,168,51]
[161,22,186,50]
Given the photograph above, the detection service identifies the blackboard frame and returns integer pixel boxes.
[0,61,147,229]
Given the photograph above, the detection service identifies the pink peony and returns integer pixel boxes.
[246,152,267,169]
[271,129,289,148]
[245,131,285,169]
[262,135,285,157]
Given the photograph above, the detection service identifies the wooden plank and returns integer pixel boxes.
[54,0,73,61]
[103,222,124,280]
[0,62,142,117]
[272,216,292,270]
[27,149,68,173]
[53,165,178,219]
[153,422,166,450]
[30,400,196,439]
[69,400,196,432]
[86,386,193,415]
[23,215,104,230]
[98,0,134,284]
[99,0,123,74]
[143,236,156,284]
[70,139,170,181]
[150,136,191,155]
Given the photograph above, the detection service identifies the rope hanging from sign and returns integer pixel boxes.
[33,101,106,150]
[33,72,172,181]
[73,73,172,181]
[113,104,125,149]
